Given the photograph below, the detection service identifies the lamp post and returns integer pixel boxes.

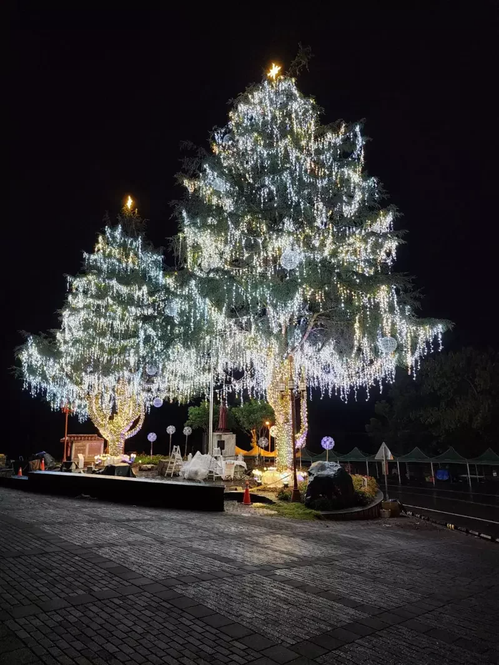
[288,357,301,503]
[62,405,70,462]
[208,356,214,456]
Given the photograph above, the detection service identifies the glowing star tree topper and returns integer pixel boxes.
[19,203,169,456]
[175,60,448,471]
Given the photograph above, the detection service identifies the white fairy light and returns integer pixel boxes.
[19,214,169,455]
[174,71,447,470]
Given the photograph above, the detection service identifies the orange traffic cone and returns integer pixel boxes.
[243,480,252,505]
[17,466,23,477]
[40,458,45,471]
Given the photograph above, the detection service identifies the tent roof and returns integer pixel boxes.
[300,448,340,462]
[338,447,369,461]
[430,447,468,464]
[396,447,431,462]
[467,448,499,465]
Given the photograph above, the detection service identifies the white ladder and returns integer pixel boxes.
[166,446,184,477]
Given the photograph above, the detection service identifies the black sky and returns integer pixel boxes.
[6,6,499,458]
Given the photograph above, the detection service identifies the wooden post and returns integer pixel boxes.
[430,461,435,486]
[466,462,472,491]
[396,460,401,484]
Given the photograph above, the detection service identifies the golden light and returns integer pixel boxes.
[126,195,133,210]
[267,63,281,80]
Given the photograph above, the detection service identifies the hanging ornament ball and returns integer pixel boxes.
[146,364,158,376]
[379,336,398,354]
[201,254,221,273]
[280,248,302,271]
[166,425,176,435]
[269,425,277,438]
[258,437,269,449]
[183,426,192,437]
[147,432,157,443]
[211,175,227,192]
[321,436,335,451]
[165,301,179,318]
[153,397,163,408]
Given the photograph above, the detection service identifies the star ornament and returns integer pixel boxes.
[267,63,281,80]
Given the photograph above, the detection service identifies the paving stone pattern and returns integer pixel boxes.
[0,488,498,665]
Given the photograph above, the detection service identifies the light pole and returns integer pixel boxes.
[288,356,301,503]
[62,405,70,462]
[208,356,214,456]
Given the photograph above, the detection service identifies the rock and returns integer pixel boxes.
[157,460,169,476]
[139,464,156,471]
[305,461,356,510]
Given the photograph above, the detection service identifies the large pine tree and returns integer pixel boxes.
[175,64,447,469]
[20,204,169,455]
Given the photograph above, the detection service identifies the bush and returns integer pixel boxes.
[351,474,378,499]
[132,455,164,465]
[277,480,308,502]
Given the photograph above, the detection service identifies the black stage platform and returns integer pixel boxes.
[1,471,224,511]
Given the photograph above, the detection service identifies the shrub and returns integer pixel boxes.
[351,474,378,499]
[277,480,308,502]
[132,455,164,465]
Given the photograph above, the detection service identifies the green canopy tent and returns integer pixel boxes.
[466,448,499,482]
[467,448,499,465]
[299,448,340,463]
[396,447,433,485]
[431,447,471,489]
[338,447,372,476]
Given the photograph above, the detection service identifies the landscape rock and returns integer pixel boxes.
[305,461,356,510]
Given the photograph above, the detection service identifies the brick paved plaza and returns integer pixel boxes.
[0,487,498,665]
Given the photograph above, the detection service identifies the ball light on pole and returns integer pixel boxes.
[183,426,192,458]
[147,432,157,457]
[321,436,335,462]
[166,425,176,457]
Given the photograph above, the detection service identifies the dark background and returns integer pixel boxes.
[6,6,498,459]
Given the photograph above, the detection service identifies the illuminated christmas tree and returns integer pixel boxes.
[19,200,170,456]
[175,63,447,470]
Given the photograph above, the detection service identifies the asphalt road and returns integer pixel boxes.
[387,486,499,539]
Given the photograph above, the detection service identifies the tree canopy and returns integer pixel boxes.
[366,348,499,456]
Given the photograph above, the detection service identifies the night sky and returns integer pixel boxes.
[6,7,498,459]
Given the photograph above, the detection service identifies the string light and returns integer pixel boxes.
[174,71,446,469]
[267,63,281,80]
[19,208,172,452]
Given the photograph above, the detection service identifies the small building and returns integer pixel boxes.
[61,434,105,464]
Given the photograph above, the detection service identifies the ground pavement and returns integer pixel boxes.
[0,488,498,665]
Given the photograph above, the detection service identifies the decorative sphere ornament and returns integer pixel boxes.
[165,301,179,318]
[201,254,221,273]
[166,425,176,435]
[183,427,192,436]
[379,336,398,354]
[258,437,269,449]
[147,432,157,442]
[321,436,335,451]
[280,248,302,271]
[153,397,163,408]
[146,364,158,376]
[211,175,227,192]
[269,425,277,438]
